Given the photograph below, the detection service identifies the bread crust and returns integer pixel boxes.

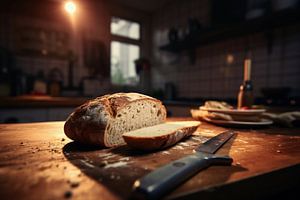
[64,93,166,146]
[122,124,199,151]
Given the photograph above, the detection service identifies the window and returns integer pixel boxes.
[110,41,140,85]
[111,17,140,40]
[110,17,141,86]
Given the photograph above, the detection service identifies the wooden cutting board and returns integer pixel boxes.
[0,119,299,200]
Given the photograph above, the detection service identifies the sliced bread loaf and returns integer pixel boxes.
[122,121,200,150]
[64,93,167,147]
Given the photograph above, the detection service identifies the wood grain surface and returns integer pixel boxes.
[0,118,299,200]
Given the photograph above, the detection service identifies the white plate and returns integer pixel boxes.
[199,107,266,116]
[203,117,273,127]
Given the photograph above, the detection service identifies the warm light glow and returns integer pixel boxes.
[226,54,234,64]
[64,1,76,15]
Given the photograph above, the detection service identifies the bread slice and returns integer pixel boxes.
[64,93,167,147]
[191,109,261,122]
[191,109,233,121]
[202,101,233,110]
[122,121,200,150]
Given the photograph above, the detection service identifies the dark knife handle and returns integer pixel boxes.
[132,153,232,200]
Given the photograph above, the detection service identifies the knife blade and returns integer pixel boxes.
[132,130,235,200]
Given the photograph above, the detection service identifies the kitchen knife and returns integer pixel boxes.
[132,130,235,200]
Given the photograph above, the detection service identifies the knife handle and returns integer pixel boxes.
[132,154,232,200]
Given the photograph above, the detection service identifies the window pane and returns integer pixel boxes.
[110,41,140,85]
[111,17,140,40]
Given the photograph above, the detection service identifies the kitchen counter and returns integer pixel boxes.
[0,96,89,108]
[0,119,299,200]
[1,96,298,112]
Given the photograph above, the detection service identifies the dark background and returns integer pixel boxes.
[0,0,299,122]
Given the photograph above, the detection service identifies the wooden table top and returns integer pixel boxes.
[0,119,299,200]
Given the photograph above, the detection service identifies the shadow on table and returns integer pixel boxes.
[63,133,247,200]
[63,142,151,199]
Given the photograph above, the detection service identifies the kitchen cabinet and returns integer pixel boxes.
[166,105,197,117]
[0,96,88,123]
[0,107,74,123]
[164,100,201,117]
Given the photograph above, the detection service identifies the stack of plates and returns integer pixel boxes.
[192,107,273,127]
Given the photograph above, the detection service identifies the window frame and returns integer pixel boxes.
[110,16,142,42]
[110,16,142,86]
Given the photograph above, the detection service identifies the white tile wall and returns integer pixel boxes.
[152,0,300,99]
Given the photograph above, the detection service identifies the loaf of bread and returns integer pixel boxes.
[122,121,200,150]
[64,93,167,147]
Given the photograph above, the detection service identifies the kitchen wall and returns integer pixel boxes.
[0,0,151,96]
[1,0,299,100]
[0,0,109,95]
[151,0,300,99]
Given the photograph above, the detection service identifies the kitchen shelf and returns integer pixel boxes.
[159,8,300,53]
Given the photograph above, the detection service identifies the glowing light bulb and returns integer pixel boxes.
[65,1,76,15]
[226,54,234,64]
